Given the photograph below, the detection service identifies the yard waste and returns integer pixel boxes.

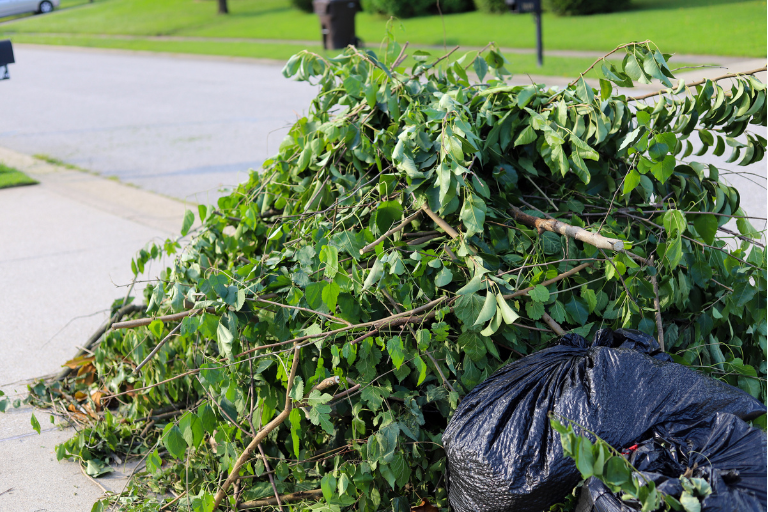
[443,329,766,512]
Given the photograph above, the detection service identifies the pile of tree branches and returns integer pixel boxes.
[17,38,767,512]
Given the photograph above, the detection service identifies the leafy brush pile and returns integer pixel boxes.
[21,39,767,512]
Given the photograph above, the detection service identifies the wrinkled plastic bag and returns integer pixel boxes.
[443,329,766,512]
[577,412,767,512]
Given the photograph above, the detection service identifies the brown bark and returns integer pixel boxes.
[217,0,229,14]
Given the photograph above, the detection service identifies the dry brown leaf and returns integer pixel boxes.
[62,356,95,370]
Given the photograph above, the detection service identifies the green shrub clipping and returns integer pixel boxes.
[21,38,767,512]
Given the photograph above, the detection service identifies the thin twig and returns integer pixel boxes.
[134,323,182,373]
[380,289,457,395]
[390,41,409,71]
[56,304,144,381]
[629,66,768,101]
[522,175,558,212]
[250,298,351,326]
[360,210,422,254]
[501,262,593,300]
[649,256,665,351]
[79,463,109,494]
[411,46,460,79]
[257,444,284,512]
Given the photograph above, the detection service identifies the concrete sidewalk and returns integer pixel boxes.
[0,148,188,511]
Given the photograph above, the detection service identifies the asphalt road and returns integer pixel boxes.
[0,45,318,203]
[0,45,764,226]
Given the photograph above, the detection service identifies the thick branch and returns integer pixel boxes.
[238,489,323,509]
[510,206,626,252]
[629,66,767,101]
[541,312,565,336]
[421,203,459,239]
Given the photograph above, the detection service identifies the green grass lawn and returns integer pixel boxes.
[0,163,38,189]
[1,0,764,63]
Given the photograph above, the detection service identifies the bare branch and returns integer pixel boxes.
[629,66,768,101]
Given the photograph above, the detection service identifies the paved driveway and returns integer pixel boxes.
[0,45,318,202]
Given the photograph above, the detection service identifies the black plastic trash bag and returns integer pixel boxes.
[442,329,766,512]
[576,412,767,512]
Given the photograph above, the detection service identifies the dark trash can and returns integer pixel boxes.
[0,40,15,80]
[312,0,360,50]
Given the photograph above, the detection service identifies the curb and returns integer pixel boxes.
[0,147,191,235]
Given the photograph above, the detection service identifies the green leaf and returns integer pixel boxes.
[623,169,641,194]
[146,449,162,473]
[651,155,675,184]
[525,300,545,320]
[180,412,204,448]
[474,291,497,326]
[517,85,537,108]
[565,296,589,325]
[460,194,486,238]
[680,492,701,512]
[575,77,595,103]
[363,258,384,290]
[413,355,428,385]
[693,214,718,245]
[550,300,567,323]
[663,210,687,238]
[319,245,339,279]
[473,56,488,82]
[198,404,217,433]
[216,318,235,361]
[604,456,629,486]
[148,319,164,340]
[321,281,340,312]
[576,436,595,477]
[496,293,520,324]
[665,237,683,269]
[181,209,195,236]
[31,413,40,434]
[458,331,487,362]
[529,285,550,303]
[162,424,187,459]
[514,125,537,147]
[435,267,453,287]
[386,336,405,369]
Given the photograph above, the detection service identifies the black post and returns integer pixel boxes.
[506,0,543,66]
[534,9,543,67]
